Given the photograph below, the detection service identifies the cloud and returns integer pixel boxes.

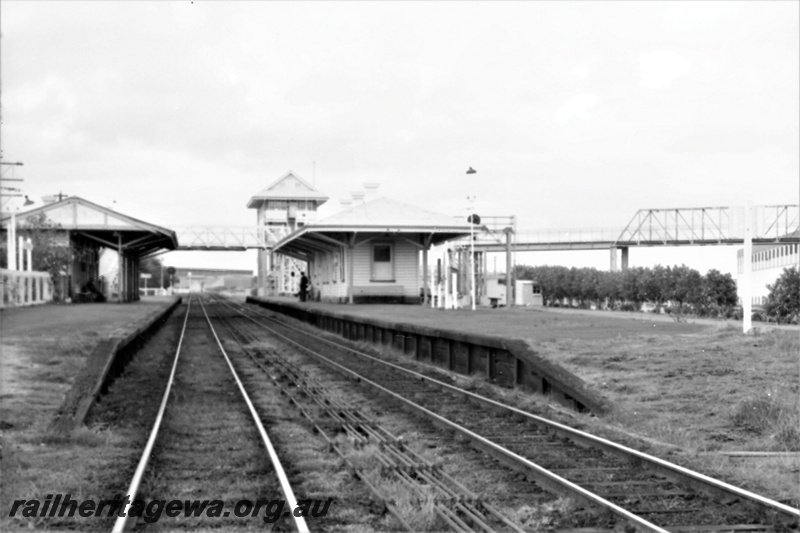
[571,64,591,79]
[638,50,692,90]
[554,93,599,126]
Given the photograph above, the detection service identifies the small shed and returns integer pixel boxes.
[515,280,543,306]
[1,197,177,302]
[271,197,473,304]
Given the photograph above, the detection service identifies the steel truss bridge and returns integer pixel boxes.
[173,205,799,253]
[470,205,799,253]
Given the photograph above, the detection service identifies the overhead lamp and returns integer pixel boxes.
[466,167,477,175]
[23,196,34,206]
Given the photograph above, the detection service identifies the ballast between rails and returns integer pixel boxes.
[209,295,532,533]
[112,297,193,533]
[285,316,800,520]
[214,297,668,532]
[112,296,309,533]
[221,296,800,529]
[196,296,309,533]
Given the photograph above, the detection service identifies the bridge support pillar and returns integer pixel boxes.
[621,246,629,271]
[609,247,618,272]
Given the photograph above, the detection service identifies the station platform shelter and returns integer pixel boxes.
[1,197,177,304]
[271,197,473,304]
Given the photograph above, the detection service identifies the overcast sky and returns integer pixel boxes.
[1,1,798,273]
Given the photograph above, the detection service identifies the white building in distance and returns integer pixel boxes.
[737,239,799,306]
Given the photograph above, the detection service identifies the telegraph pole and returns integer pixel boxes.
[1,162,25,270]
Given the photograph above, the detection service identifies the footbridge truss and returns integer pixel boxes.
[471,205,799,253]
[172,205,799,253]
[173,226,284,251]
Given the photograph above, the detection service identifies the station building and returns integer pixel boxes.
[271,197,474,304]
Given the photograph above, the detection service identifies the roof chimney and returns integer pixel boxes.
[363,182,380,203]
[42,195,67,204]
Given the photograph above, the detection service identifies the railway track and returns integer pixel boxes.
[211,295,800,533]
[205,294,538,532]
[112,296,309,532]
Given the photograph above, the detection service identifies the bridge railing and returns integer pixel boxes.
[511,227,622,245]
[754,205,799,241]
[617,205,799,244]
[173,226,291,250]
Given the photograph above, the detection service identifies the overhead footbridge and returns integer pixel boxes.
[471,205,799,252]
[173,226,276,251]
[172,205,799,272]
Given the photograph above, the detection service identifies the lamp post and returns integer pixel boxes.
[466,167,477,311]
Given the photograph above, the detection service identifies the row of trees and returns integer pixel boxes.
[139,257,178,289]
[513,264,738,316]
[764,267,800,323]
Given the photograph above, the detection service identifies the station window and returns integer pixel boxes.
[371,244,394,281]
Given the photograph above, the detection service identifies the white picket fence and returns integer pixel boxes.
[0,269,53,308]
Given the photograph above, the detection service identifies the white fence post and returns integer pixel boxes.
[0,269,53,308]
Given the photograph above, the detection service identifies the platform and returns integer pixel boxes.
[0,296,181,432]
[0,296,179,339]
[256,296,706,347]
[248,297,710,414]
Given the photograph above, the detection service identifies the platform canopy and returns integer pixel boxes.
[272,197,474,260]
[1,196,178,258]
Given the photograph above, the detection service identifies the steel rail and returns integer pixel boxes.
[197,296,310,533]
[112,296,193,533]
[209,299,523,533]
[235,301,800,524]
[205,298,416,531]
[221,302,670,533]
[209,295,528,533]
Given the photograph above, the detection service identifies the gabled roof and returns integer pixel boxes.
[271,197,474,260]
[246,171,329,207]
[1,196,178,257]
[312,197,470,231]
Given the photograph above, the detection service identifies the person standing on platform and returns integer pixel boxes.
[299,272,309,302]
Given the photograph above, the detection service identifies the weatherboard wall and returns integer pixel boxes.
[307,238,421,303]
[352,239,419,295]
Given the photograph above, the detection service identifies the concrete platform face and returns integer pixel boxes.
[252,296,619,412]
[265,296,707,345]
